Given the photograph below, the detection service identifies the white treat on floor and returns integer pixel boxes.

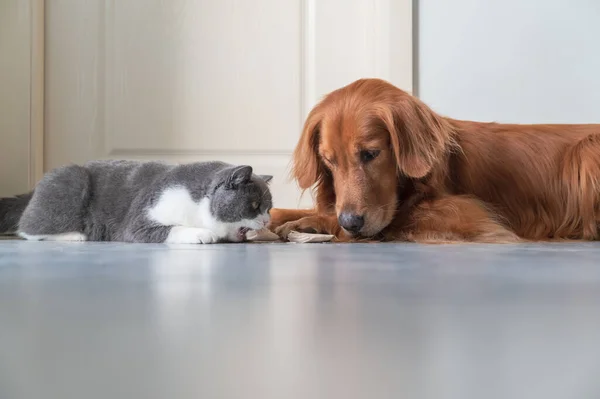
[287,230,334,243]
[246,228,280,242]
[246,228,334,243]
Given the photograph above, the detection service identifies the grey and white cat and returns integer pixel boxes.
[0,160,273,243]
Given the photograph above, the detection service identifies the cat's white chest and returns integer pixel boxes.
[147,186,216,228]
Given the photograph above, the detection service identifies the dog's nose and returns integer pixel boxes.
[338,212,364,233]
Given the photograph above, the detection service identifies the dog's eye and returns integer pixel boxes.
[360,150,381,163]
[252,201,259,209]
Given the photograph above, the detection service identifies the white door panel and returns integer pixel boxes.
[45,0,412,208]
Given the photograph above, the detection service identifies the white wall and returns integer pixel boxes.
[418,0,600,123]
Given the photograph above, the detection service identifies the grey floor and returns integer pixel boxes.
[1,241,600,399]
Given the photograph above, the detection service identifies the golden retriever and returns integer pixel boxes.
[270,78,600,243]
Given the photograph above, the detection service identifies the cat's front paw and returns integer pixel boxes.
[166,226,219,244]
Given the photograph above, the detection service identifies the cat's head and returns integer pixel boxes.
[210,165,273,242]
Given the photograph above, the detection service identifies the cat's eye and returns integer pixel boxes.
[252,201,259,209]
[360,149,381,163]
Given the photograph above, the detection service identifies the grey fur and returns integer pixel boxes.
[1,160,273,243]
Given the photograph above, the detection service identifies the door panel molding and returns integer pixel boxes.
[45,0,412,208]
[30,0,45,187]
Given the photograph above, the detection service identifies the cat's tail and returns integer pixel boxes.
[0,192,33,234]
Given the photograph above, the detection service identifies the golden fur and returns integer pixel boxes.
[270,78,600,243]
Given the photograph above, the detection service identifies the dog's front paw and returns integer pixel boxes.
[274,217,324,240]
[166,227,219,244]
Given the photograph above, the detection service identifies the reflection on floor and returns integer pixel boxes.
[1,240,600,399]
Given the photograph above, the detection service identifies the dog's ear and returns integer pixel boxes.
[381,95,453,179]
[292,106,325,190]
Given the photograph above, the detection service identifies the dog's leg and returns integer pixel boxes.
[269,208,317,230]
[272,196,520,244]
[393,195,520,244]
[273,213,353,242]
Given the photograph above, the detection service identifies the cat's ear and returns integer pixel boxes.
[227,165,253,188]
[258,175,273,184]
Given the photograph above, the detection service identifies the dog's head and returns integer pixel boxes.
[292,78,454,237]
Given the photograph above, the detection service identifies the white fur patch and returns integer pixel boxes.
[165,227,218,244]
[147,186,271,242]
[19,232,87,242]
[147,186,205,227]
